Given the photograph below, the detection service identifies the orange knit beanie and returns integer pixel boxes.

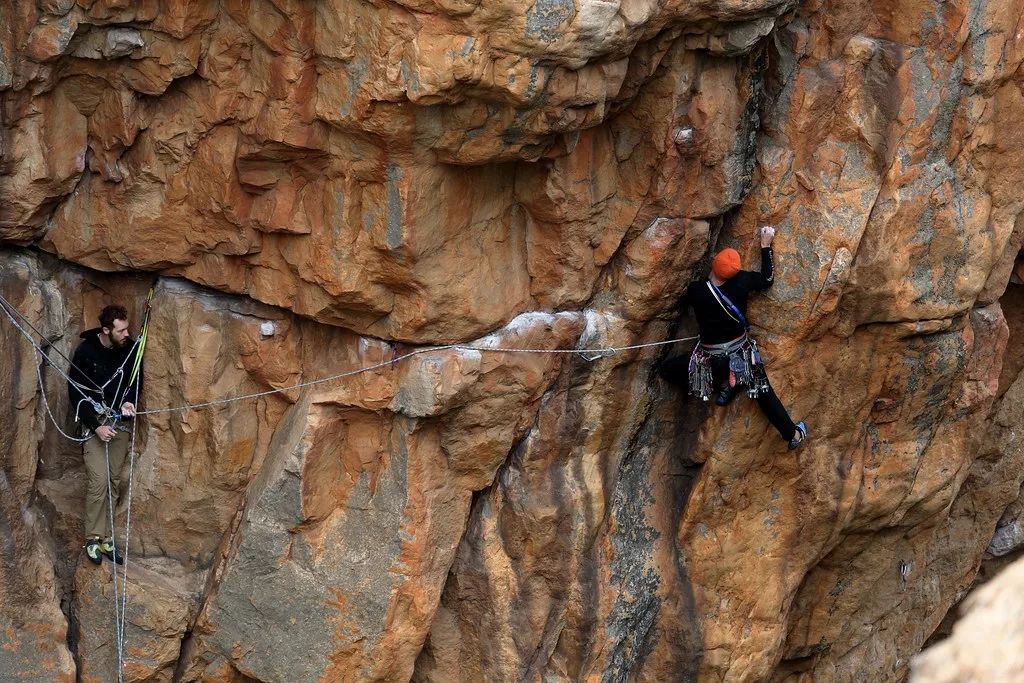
[712,248,741,280]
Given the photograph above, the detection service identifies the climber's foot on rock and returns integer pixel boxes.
[715,384,739,407]
[99,539,124,565]
[84,538,102,565]
[789,421,807,450]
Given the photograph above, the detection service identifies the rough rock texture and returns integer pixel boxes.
[910,555,1024,682]
[1,0,1023,682]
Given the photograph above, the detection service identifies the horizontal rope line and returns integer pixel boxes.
[0,295,695,421]
[137,336,698,416]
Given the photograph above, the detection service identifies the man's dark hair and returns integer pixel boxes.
[98,305,128,330]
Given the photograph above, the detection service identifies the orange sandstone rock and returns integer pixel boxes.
[0,0,1023,681]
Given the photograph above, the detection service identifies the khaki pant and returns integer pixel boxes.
[83,429,131,539]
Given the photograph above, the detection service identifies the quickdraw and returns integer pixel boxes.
[127,286,154,392]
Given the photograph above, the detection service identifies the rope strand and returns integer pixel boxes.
[135,336,697,417]
[116,363,143,667]
[32,347,91,443]
[0,298,100,397]
[2,294,696,420]
[0,292,106,393]
[103,439,125,683]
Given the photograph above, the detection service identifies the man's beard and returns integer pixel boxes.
[111,335,128,348]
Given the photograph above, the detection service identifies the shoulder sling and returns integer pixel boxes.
[706,281,749,329]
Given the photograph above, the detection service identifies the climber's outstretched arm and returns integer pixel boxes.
[752,226,776,291]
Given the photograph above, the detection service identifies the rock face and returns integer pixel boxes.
[0,0,1022,682]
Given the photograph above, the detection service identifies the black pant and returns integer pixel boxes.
[658,353,797,442]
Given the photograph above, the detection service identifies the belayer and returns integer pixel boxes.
[67,304,143,565]
[660,225,807,449]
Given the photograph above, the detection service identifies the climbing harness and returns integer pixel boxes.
[688,333,770,401]
[688,281,770,401]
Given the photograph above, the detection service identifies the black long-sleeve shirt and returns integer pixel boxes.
[67,328,143,430]
[684,247,774,344]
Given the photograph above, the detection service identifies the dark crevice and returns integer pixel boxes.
[601,310,706,682]
[996,258,1024,400]
[170,627,195,683]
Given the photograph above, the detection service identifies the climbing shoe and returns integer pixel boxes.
[789,421,807,450]
[84,538,103,566]
[715,384,739,407]
[99,539,125,565]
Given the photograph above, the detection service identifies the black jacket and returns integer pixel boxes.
[685,247,774,344]
[67,328,143,430]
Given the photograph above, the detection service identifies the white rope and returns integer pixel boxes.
[455,337,696,355]
[3,292,698,421]
[103,438,125,683]
[135,335,697,416]
[135,344,457,415]
[0,298,98,397]
[99,334,141,395]
[0,292,106,394]
[116,383,140,665]
[32,347,91,443]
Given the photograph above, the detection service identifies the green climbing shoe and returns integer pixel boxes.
[84,538,102,565]
[99,539,125,565]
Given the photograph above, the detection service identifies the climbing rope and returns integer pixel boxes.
[1,297,101,439]
[126,288,153,391]
[31,346,91,443]
[0,292,106,394]
[4,293,699,418]
[103,438,124,682]
[100,418,135,683]
[3,288,700,420]
[117,405,139,673]
[135,336,698,417]
[0,295,99,397]
[6,290,700,418]
[100,334,141,394]
[112,287,152,677]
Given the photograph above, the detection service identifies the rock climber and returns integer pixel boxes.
[67,304,142,565]
[659,225,807,449]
